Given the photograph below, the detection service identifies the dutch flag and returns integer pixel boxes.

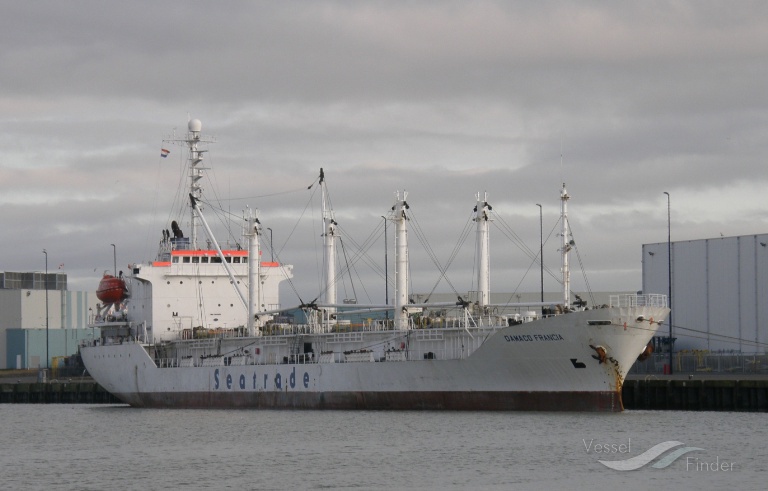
[161,148,170,158]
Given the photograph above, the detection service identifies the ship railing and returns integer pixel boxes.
[156,343,480,369]
[80,335,138,348]
[156,358,179,368]
[610,294,667,308]
[261,323,318,336]
[286,353,316,364]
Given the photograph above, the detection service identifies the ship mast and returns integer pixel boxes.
[187,120,206,249]
[394,191,409,329]
[246,207,262,336]
[164,118,215,250]
[475,193,491,308]
[560,183,571,309]
[320,169,338,321]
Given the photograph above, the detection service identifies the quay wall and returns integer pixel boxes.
[622,378,768,411]
[0,381,120,404]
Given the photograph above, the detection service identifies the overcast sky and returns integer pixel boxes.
[2,1,767,308]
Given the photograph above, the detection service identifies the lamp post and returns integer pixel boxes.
[43,249,49,370]
[663,191,672,374]
[382,216,389,320]
[536,203,543,303]
[111,243,116,276]
[266,228,273,262]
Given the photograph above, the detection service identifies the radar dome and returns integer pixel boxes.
[188,119,202,132]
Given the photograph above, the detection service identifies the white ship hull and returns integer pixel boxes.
[81,301,667,411]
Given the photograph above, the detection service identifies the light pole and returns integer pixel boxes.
[111,243,116,276]
[382,216,389,320]
[43,249,49,370]
[663,191,672,374]
[266,228,273,262]
[536,203,543,303]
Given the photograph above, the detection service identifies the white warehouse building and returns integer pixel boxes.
[642,233,768,353]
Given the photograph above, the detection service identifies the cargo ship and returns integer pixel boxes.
[79,119,668,411]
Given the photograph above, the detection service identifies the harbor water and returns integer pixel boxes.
[1,406,764,490]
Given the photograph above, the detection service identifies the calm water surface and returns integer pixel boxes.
[1,405,764,490]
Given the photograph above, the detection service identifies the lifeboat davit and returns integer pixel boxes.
[96,274,128,304]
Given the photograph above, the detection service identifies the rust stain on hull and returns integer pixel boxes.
[113,390,624,412]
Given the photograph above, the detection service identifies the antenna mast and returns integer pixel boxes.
[164,118,216,250]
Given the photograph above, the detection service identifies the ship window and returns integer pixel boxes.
[211,257,222,263]
[192,257,199,263]
[202,257,209,263]
[172,257,179,263]
[183,257,190,263]
[233,257,240,263]
[225,257,232,263]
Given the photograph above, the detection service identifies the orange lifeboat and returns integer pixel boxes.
[96,274,128,304]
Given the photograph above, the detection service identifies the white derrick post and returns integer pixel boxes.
[394,191,409,330]
[320,169,337,323]
[560,183,571,309]
[246,208,262,336]
[475,193,491,308]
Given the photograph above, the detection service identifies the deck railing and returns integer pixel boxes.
[610,294,667,308]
